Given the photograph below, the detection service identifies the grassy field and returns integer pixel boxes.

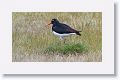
[12,12,102,62]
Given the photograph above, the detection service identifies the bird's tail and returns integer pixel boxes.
[76,31,81,36]
[76,22,83,36]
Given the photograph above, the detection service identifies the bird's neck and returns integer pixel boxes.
[54,21,60,25]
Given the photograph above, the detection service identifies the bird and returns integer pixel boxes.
[47,19,82,41]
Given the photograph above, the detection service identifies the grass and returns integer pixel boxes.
[45,42,88,55]
[12,12,102,62]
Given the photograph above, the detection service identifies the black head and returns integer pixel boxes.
[46,19,60,26]
[51,19,59,24]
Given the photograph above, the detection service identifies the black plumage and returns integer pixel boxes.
[51,19,81,36]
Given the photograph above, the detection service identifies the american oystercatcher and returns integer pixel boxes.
[47,19,81,40]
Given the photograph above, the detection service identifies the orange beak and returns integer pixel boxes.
[45,22,52,27]
[47,23,52,25]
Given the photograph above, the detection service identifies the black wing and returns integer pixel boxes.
[61,23,78,33]
[52,23,78,34]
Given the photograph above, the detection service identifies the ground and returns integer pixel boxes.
[12,12,102,62]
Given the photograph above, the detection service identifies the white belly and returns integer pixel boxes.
[52,31,75,37]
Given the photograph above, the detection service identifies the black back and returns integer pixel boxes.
[51,19,80,35]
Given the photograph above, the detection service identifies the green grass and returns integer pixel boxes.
[45,42,88,55]
[12,12,102,62]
